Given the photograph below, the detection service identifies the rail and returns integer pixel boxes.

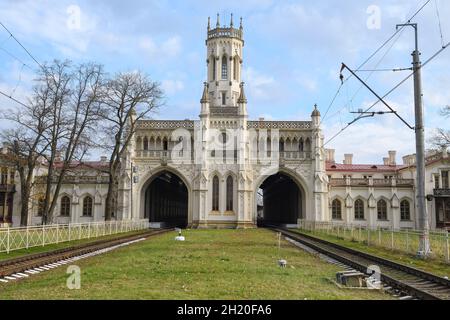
[274,227,450,300]
[298,220,450,263]
[0,219,150,254]
[0,229,169,280]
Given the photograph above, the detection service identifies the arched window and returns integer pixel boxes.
[83,196,93,217]
[221,56,228,80]
[226,176,233,211]
[377,199,388,220]
[299,138,304,152]
[332,199,342,220]
[305,138,311,152]
[163,138,168,151]
[212,176,219,211]
[355,199,365,220]
[279,139,285,152]
[400,200,411,221]
[221,132,227,161]
[60,196,71,217]
[143,137,149,151]
[1,168,7,184]
[233,56,239,81]
[211,56,216,81]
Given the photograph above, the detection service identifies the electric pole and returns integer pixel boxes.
[397,23,431,257]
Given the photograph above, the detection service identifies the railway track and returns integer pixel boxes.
[273,227,450,300]
[0,229,169,282]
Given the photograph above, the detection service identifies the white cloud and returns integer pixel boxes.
[161,36,182,58]
[243,67,275,99]
[0,1,98,56]
[139,35,182,61]
[296,76,318,92]
[161,79,185,95]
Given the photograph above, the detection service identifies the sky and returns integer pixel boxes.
[0,0,449,164]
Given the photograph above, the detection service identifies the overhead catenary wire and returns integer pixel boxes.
[350,28,406,106]
[434,0,445,48]
[324,40,450,147]
[0,89,29,108]
[0,46,35,71]
[356,67,413,72]
[322,1,431,126]
[354,0,432,73]
[0,21,44,70]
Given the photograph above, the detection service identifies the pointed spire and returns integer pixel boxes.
[200,82,209,103]
[207,17,211,31]
[216,13,220,28]
[230,13,234,28]
[240,17,243,30]
[238,82,247,104]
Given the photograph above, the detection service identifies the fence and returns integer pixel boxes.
[298,220,450,264]
[0,219,150,254]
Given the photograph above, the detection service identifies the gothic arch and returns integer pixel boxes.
[137,166,193,225]
[233,55,240,81]
[253,167,311,224]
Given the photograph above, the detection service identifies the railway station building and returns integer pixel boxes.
[2,16,449,230]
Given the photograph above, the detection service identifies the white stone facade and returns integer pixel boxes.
[3,16,450,230]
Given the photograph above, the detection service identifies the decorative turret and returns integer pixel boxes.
[311,104,321,128]
[200,82,210,116]
[238,82,248,116]
[205,13,244,108]
[311,104,321,117]
[238,82,247,104]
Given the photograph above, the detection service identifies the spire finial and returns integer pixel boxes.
[230,13,234,28]
[207,17,210,31]
[240,17,243,30]
[201,82,209,103]
[238,82,247,104]
[216,13,220,28]
[311,104,321,117]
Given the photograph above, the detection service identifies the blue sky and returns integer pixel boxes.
[0,0,449,163]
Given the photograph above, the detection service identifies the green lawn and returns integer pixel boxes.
[0,230,150,262]
[292,229,450,278]
[0,229,391,300]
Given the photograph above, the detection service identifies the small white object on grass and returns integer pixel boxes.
[278,259,287,268]
[175,230,185,241]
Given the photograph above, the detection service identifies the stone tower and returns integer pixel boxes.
[205,14,244,107]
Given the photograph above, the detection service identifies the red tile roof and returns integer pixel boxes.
[326,162,406,173]
[52,161,109,170]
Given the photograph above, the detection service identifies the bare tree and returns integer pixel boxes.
[99,72,163,221]
[1,60,104,225]
[40,61,104,224]
[0,93,52,226]
[430,105,450,150]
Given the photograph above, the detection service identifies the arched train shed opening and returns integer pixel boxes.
[257,173,303,227]
[144,171,188,228]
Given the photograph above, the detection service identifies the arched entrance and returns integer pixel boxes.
[144,170,189,228]
[257,172,304,227]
